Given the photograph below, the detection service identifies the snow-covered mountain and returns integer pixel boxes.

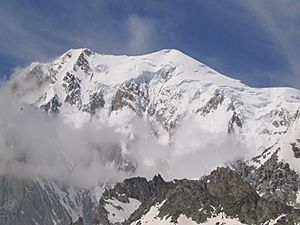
[10,48,300,152]
[1,48,300,225]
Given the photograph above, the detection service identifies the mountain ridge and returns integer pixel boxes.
[91,167,300,225]
[9,47,300,153]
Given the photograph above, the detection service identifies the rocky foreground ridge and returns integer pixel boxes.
[71,168,300,225]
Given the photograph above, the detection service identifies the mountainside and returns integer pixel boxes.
[9,48,300,151]
[1,48,300,225]
[0,176,97,225]
[92,168,300,225]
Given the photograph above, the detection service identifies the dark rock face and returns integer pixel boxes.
[71,217,84,225]
[159,65,176,82]
[62,72,82,107]
[94,174,169,225]
[146,86,182,132]
[233,152,300,207]
[40,94,62,115]
[25,65,47,86]
[111,67,181,133]
[272,109,292,127]
[83,49,94,57]
[228,111,242,133]
[196,91,224,116]
[271,109,300,136]
[112,80,150,116]
[82,92,105,114]
[291,139,300,158]
[74,53,93,76]
[0,176,96,225]
[93,168,300,225]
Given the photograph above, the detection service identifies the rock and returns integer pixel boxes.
[82,92,105,114]
[62,72,82,107]
[0,176,96,225]
[112,79,150,116]
[94,168,300,225]
[195,91,224,116]
[74,52,93,76]
[233,152,300,207]
[40,94,62,115]
[291,140,300,158]
[228,111,242,133]
[71,217,84,225]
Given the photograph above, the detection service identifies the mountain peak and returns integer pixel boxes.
[64,47,96,56]
[7,47,300,153]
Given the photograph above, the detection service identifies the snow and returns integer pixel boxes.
[35,177,104,224]
[105,197,141,223]
[263,214,287,225]
[249,113,300,175]
[7,48,300,164]
[130,200,166,225]
[198,213,246,225]
[38,179,83,222]
[296,190,300,207]
[131,200,246,225]
[277,118,300,173]
[10,48,300,157]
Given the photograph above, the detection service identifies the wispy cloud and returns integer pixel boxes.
[126,14,156,54]
[0,1,159,67]
[234,0,300,87]
[1,0,299,88]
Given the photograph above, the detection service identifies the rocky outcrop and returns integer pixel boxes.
[195,91,224,116]
[93,168,300,225]
[25,65,48,86]
[291,139,300,158]
[0,176,96,225]
[233,152,300,207]
[94,174,168,225]
[112,80,150,116]
[40,94,62,115]
[71,217,84,225]
[82,92,105,114]
[62,72,82,107]
[74,52,93,77]
[228,111,243,133]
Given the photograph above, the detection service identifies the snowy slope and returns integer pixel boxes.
[104,197,141,223]
[130,201,246,225]
[9,48,300,154]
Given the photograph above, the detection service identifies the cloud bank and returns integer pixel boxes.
[0,76,247,187]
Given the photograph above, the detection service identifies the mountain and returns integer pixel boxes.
[1,48,300,225]
[9,48,300,154]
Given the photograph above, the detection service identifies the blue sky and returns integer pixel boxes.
[0,0,299,88]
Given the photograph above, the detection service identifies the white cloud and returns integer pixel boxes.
[125,118,246,181]
[126,14,156,54]
[0,72,247,186]
[0,83,128,187]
